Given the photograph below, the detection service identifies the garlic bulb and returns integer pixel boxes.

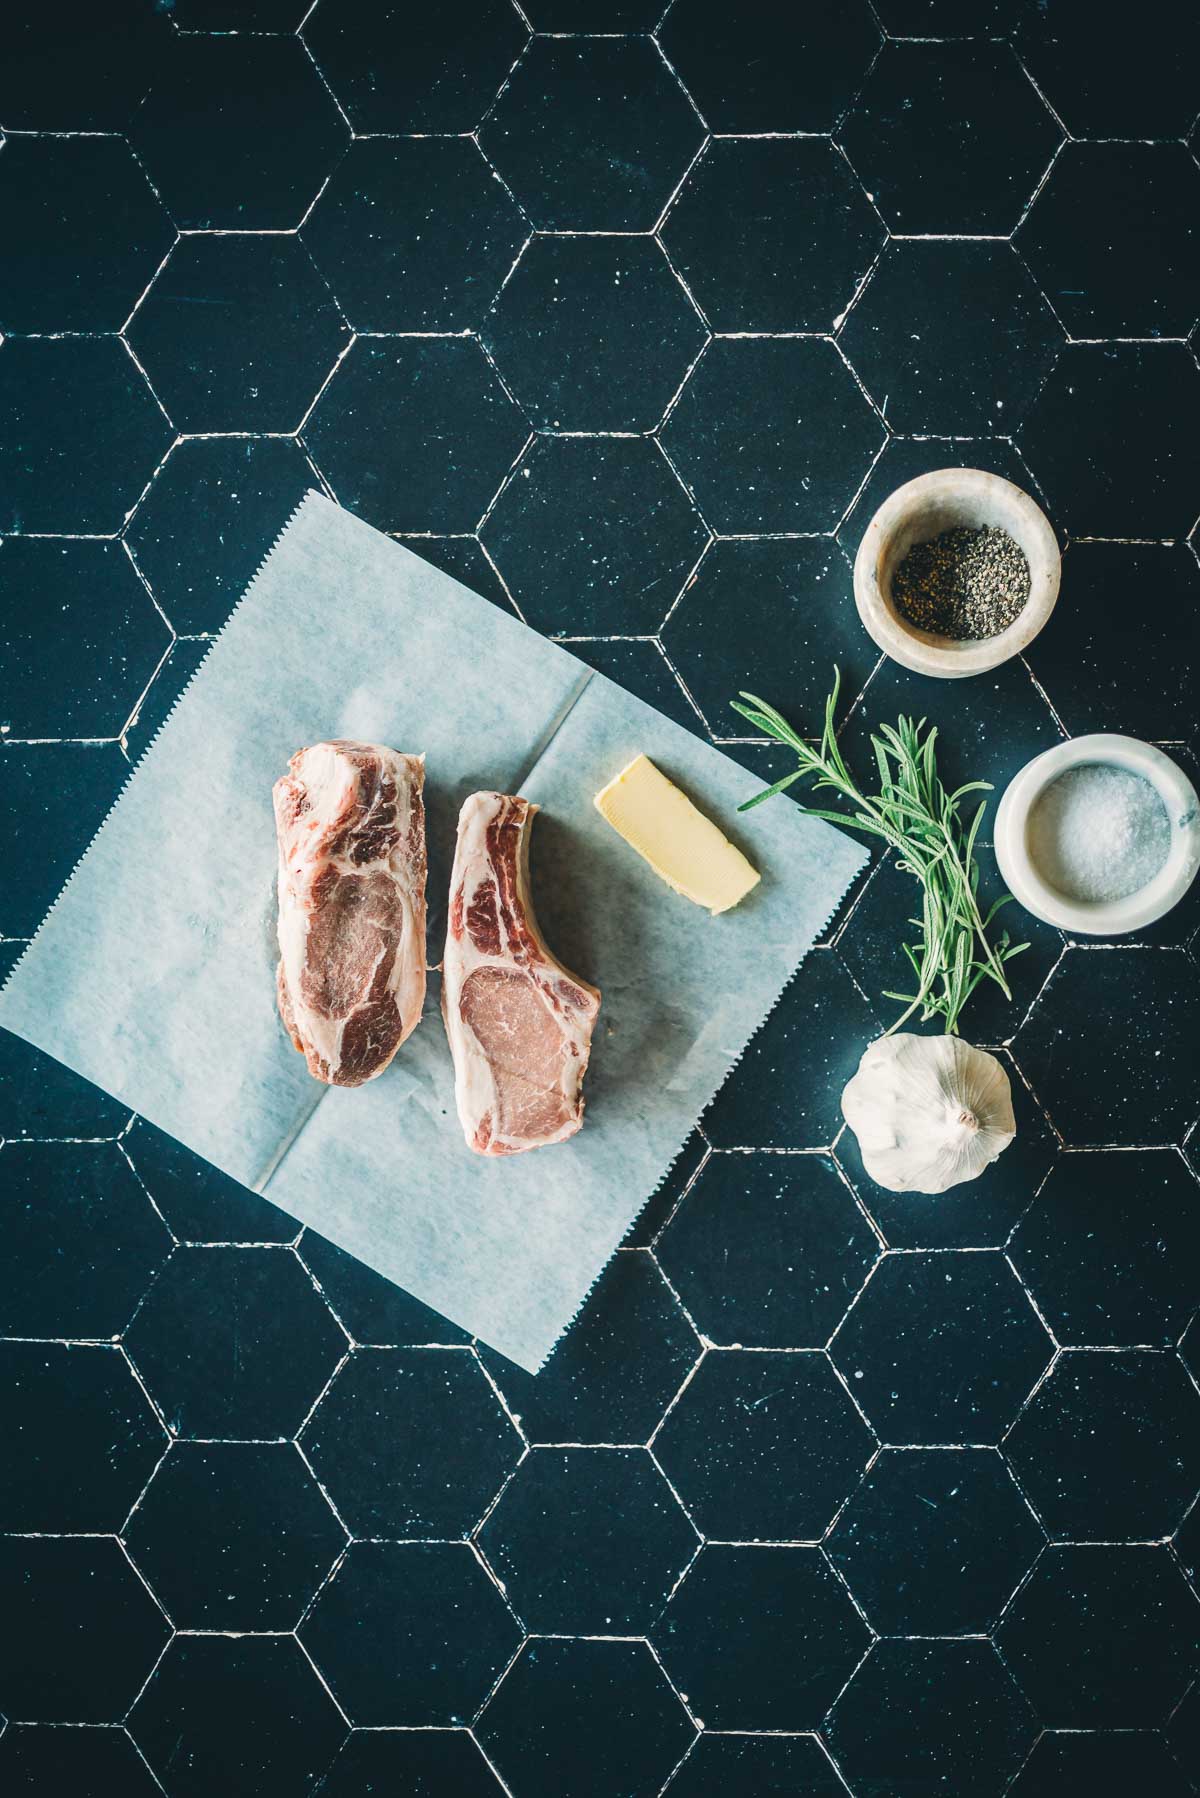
[841,1034,1016,1195]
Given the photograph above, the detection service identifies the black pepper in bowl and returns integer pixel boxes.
[891,524,1030,641]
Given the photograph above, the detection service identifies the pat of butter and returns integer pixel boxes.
[594,754,760,916]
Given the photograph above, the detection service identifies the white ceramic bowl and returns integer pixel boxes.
[993,735,1200,936]
[853,468,1060,678]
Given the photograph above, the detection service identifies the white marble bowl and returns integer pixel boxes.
[994,734,1200,935]
[852,468,1060,678]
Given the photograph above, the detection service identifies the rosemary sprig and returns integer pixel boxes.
[731,670,1028,1037]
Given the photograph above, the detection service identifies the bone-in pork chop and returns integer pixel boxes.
[273,741,426,1087]
[442,792,601,1155]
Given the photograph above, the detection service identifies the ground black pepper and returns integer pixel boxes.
[892,524,1030,641]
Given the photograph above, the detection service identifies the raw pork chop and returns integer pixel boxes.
[274,741,426,1087]
[442,792,601,1156]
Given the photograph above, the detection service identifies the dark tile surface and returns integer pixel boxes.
[303,138,527,334]
[301,1541,520,1726]
[125,1441,345,1630]
[477,1638,695,1798]
[841,41,1059,235]
[128,235,349,435]
[661,137,884,332]
[479,1447,696,1632]
[1004,1350,1200,1541]
[653,1349,875,1540]
[0,337,172,536]
[129,1635,346,1797]
[483,234,705,432]
[481,37,701,232]
[654,1544,871,1729]
[996,1545,1200,1726]
[1008,1150,1200,1347]
[660,336,884,534]
[830,1250,1053,1444]
[828,1447,1042,1636]
[1017,143,1200,342]
[3,9,1198,1789]
[840,240,1061,435]
[482,436,707,636]
[655,1152,879,1346]
[825,1639,1037,1798]
[300,1347,520,1536]
[1,538,170,740]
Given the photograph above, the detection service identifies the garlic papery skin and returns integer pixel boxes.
[841,1034,1016,1195]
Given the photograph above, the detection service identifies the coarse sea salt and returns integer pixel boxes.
[1026,762,1171,904]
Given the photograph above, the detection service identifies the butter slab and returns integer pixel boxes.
[594,753,760,916]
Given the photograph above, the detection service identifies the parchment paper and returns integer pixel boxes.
[0,494,866,1370]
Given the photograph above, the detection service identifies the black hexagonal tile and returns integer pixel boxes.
[0,948,127,1140]
[836,435,1045,557]
[663,1733,845,1798]
[660,338,884,535]
[1017,144,1200,342]
[840,653,1063,805]
[478,1251,698,1446]
[0,337,172,535]
[663,538,874,740]
[123,1115,296,1245]
[0,136,172,334]
[0,0,172,131]
[1009,1729,1195,1798]
[1009,1151,1200,1347]
[658,0,882,133]
[656,1152,879,1347]
[526,0,661,21]
[838,1051,1056,1251]
[318,1729,504,1798]
[830,1251,1053,1444]
[125,437,317,639]
[480,1447,695,1632]
[825,1639,1036,1798]
[0,1536,168,1723]
[567,639,702,736]
[128,236,348,436]
[1018,343,1200,541]
[300,1348,520,1537]
[702,952,880,1150]
[302,137,526,333]
[1168,1683,1200,1791]
[837,847,1062,1050]
[1016,950,1200,1146]
[1026,544,1200,745]
[126,1441,344,1629]
[624,1130,710,1249]
[828,1446,1042,1635]
[481,436,706,636]
[1014,0,1200,140]
[1,539,170,741]
[1182,1314,1199,1383]
[481,37,701,232]
[122,642,211,769]
[298,1227,470,1347]
[483,235,705,432]
[124,1246,345,1440]
[303,0,526,134]
[0,1341,165,1533]
[0,1140,171,1339]
[174,0,309,20]
[300,1542,518,1727]
[129,1635,347,1797]
[395,534,517,617]
[1006,1350,1200,1542]
[304,337,527,533]
[662,137,883,333]
[130,33,347,231]
[867,0,1018,33]
[996,1545,1200,1726]
[0,1725,161,1798]
[0,745,128,940]
[841,41,1059,236]
[653,1544,870,1729]
[840,240,1061,435]
[652,1349,875,1540]
[478,1638,694,1798]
